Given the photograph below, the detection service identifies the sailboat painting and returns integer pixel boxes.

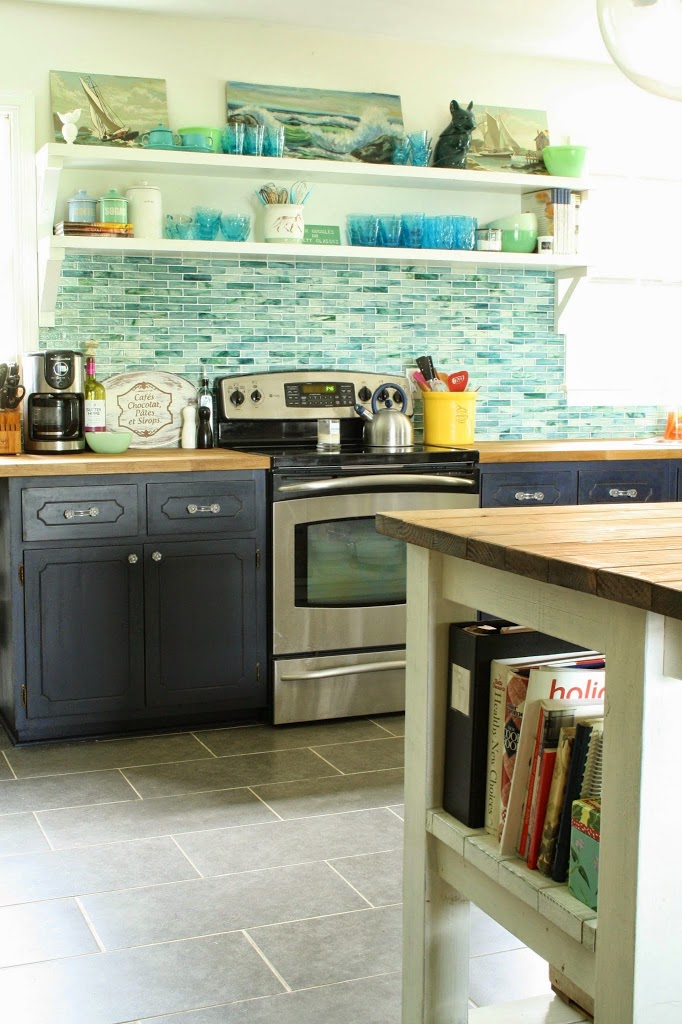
[50,71,169,147]
[467,104,549,174]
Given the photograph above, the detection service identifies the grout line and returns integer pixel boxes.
[32,811,55,851]
[1,751,17,779]
[247,786,285,820]
[386,805,405,821]
[324,859,374,907]
[75,895,107,953]
[241,929,292,993]
[5,754,217,782]
[307,748,346,773]
[117,768,145,800]
[367,718,402,737]
[169,834,204,878]
[189,733,219,758]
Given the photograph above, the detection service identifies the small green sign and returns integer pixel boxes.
[303,224,341,246]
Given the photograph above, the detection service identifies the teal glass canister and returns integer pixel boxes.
[97,188,128,224]
[67,189,98,223]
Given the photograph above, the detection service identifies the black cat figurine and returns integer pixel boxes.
[433,100,476,169]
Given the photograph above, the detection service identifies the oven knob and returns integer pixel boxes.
[250,390,262,402]
[230,390,245,406]
[358,387,372,402]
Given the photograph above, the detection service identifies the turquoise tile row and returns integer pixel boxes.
[40,253,664,440]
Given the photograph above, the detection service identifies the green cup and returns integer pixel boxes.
[177,126,221,153]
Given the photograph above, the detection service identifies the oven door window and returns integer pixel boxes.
[296,517,406,607]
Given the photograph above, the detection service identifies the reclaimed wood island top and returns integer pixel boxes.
[377,501,682,620]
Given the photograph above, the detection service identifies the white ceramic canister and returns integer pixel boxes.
[125,181,163,239]
[262,203,304,244]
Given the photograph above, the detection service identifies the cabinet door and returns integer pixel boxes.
[23,546,145,720]
[144,539,265,709]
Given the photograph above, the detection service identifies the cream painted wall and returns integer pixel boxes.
[2,0,681,177]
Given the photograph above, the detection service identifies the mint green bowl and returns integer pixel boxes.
[542,145,587,178]
[85,430,132,454]
[487,213,538,254]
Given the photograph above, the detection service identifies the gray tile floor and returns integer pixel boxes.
[0,714,552,1023]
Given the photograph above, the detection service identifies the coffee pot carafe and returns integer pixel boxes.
[354,383,414,448]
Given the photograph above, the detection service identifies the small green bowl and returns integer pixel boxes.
[85,430,132,454]
[542,145,587,178]
[487,214,538,254]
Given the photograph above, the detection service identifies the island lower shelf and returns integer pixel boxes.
[427,808,596,989]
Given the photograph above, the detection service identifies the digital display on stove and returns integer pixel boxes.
[301,383,338,395]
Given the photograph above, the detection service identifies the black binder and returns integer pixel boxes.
[442,620,586,828]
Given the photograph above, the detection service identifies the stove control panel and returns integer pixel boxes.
[217,370,413,420]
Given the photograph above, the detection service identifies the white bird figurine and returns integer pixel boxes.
[58,109,81,144]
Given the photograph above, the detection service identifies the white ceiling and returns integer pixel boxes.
[21,0,612,64]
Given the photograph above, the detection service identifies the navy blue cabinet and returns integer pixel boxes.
[481,459,673,509]
[0,471,268,743]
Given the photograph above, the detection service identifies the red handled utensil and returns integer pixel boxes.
[447,370,469,392]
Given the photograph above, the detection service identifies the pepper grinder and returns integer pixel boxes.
[197,404,213,449]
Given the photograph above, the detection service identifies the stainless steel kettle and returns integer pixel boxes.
[354,383,414,448]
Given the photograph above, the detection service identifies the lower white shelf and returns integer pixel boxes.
[38,234,588,326]
[428,809,597,953]
[470,993,589,1023]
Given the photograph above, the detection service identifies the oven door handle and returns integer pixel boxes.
[276,474,477,494]
[279,659,406,682]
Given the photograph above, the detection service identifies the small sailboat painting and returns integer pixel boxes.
[467,104,549,174]
[50,70,169,146]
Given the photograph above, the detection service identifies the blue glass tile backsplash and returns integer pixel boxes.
[40,252,661,439]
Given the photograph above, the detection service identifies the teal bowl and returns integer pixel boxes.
[542,145,587,178]
[85,430,132,454]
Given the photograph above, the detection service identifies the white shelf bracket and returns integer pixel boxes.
[554,266,587,331]
[38,237,64,328]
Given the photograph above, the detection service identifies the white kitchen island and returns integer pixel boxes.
[377,503,682,1024]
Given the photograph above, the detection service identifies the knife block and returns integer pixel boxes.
[0,410,21,455]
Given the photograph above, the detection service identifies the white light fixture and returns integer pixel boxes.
[597,0,682,100]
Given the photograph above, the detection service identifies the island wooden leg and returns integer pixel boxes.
[594,606,682,1023]
[402,547,473,1023]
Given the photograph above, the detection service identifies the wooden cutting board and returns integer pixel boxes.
[101,371,197,448]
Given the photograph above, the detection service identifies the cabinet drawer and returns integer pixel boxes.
[22,485,139,541]
[578,466,669,504]
[147,479,256,535]
[481,471,576,508]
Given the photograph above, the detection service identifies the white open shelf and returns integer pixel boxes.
[35,142,590,326]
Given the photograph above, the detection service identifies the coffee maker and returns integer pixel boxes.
[23,350,85,453]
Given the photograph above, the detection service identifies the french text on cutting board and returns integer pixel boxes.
[116,383,173,437]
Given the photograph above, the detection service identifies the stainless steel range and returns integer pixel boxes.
[217,370,479,724]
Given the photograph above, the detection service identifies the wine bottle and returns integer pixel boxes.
[84,355,106,432]
[197,377,214,445]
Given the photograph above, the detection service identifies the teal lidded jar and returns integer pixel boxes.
[97,187,128,224]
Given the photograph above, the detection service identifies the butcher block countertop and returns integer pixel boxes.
[470,438,682,463]
[377,503,682,620]
[0,448,271,478]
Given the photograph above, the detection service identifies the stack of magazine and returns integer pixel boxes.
[521,188,581,255]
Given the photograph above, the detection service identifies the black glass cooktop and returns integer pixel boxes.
[222,439,478,471]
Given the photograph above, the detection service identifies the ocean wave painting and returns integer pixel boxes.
[225,81,404,163]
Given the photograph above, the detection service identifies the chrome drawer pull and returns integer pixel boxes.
[514,491,545,502]
[64,506,100,519]
[151,551,162,562]
[128,554,138,564]
[609,487,638,498]
[186,502,221,514]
